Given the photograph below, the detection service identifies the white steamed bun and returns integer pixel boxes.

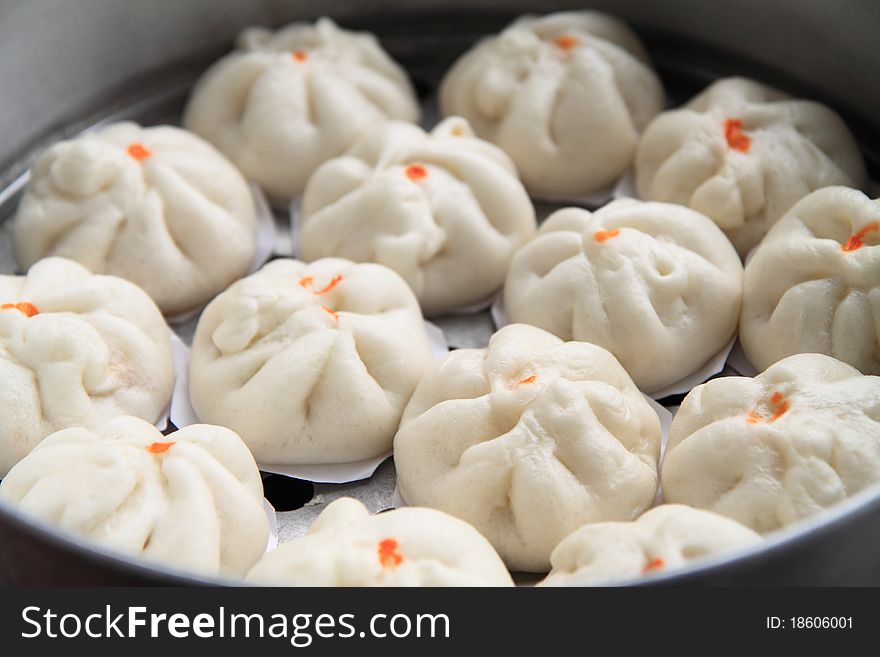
[0,416,269,578]
[741,186,880,374]
[440,10,664,199]
[0,258,173,477]
[300,117,536,315]
[12,122,258,316]
[184,17,419,202]
[189,257,433,465]
[662,353,880,533]
[247,497,513,586]
[503,199,743,394]
[539,504,760,585]
[636,77,867,255]
[394,323,661,572]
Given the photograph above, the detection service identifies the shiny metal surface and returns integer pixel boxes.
[0,0,879,585]
[2,0,879,183]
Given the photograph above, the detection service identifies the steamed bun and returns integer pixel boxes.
[0,416,269,577]
[189,257,433,465]
[393,323,661,572]
[636,77,867,255]
[662,353,880,533]
[12,122,258,316]
[741,186,880,374]
[299,117,536,315]
[247,497,513,586]
[0,258,173,477]
[184,17,419,202]
[440,10,664,199]
[503,200,743,394]
[539,504,761,585]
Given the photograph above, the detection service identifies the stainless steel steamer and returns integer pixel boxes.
[1,0,878,585]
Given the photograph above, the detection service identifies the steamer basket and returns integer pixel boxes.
[1,0,879,585]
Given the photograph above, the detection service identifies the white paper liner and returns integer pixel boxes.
[263,498,279,554]
[489,293,508,329]
[727,339,759,377]
[528,180,619,209]
[491,294,735,400]
[168,319,449,483]
[166,184,276,325]
[260,452,393,485]
[271,459,398,543]
[167,331,198,428]
[424,320,450,359]
[154,330,190,431]
[611,169,638,200]
[653,402,678,505]
[392,393,674,509]
[646,336,736,400]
